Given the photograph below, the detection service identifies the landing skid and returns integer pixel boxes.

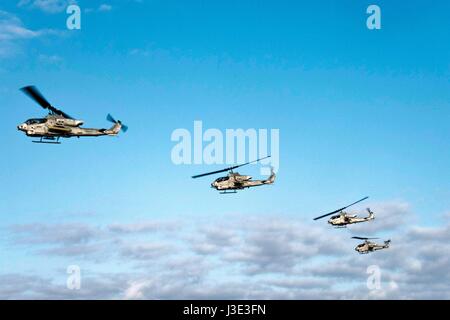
[219,190,238,194]
[32,137,61,144]
[32,140,61,144]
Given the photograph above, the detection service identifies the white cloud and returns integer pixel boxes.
[85,4,113,14]
[0,10,62,58]
[108,220,179,234]
[120,242,175,260]
[11,223,102,244]
[98,4,112,12]
[0,11,40,41]
[18,0,76,13]
[123,280,150,300]
[38,53,63,65]
[349,200,412,234]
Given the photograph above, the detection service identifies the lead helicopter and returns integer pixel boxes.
[191,156,276,194]
[17,86,127,144]
[352,236,391,254]
[313,196,374,227]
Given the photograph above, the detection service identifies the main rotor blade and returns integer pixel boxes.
[20,85,74,119]
[313,209,344,221]
[192,166,239,179]
[191,156,271,179]
[313,196,369,220]
[344,196,369,209]
[234,155,271,169]
[51,108,73,119]
[21,86,51,109]
[352,236,379,240]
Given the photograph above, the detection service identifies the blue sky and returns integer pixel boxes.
[0,0,449,299]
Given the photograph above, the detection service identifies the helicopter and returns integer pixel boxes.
[191,156,276,194]
[17,86,127,144]
[313,196,374,227]
[352,237,391,254]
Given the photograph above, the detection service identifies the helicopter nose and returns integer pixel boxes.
[17,124,26,131]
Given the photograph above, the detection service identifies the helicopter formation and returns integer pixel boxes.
[17,85,390,255]
[314,196,391,254]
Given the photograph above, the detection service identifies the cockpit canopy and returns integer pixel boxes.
[25,118,46,125]
[330,215,340,220]
[215,176,229,183]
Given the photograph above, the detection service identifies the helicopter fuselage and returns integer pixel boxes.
[211,171,275,191]
[328,209,374,226]
[17,115,121,139]
[191,156,274,193]
[355,240,390,254]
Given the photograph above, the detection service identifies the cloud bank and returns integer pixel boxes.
[1,201,449,299]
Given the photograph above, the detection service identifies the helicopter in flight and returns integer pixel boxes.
[313,196,374,227]
[191,156,276,194]
[352,236,391,254]
[17,86,127,144]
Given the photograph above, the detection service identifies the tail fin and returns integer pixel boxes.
[384,240,391,247]
[104,122,122,136]
[366,208,375,220]
[264,167,276,184]
[104,114,127,135]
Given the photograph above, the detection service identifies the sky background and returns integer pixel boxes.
[0,0,449,299]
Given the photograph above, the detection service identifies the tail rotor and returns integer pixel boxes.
[106,114,128,133]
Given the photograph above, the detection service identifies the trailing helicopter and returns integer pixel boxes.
[313,196,374,227]
[352,237,391,254]
[17,86,127,144]
[191,156,275,194]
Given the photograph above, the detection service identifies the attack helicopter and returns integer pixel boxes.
[17,86,127,144]
[191,156,275,194]
[352,237,391,254]
[313,196,374,227]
